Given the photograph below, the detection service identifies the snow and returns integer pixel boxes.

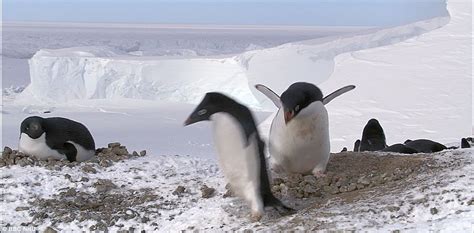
[18,15,446,109]
[1,0,473,231]
[2,22,366,89]
[317,0,472,151]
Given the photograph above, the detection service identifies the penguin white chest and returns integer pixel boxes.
[210,113,261,198]
[19,133,66,160]
[269,102,330,174]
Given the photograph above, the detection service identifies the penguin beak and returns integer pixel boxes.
[183,117,195,126]
[184,113,204,126]
[284,110,294,124]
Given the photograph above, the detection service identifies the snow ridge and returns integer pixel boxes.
[18,15,449,110]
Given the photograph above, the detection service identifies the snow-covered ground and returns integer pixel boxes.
[1,0,472,231]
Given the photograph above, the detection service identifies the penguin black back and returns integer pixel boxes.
[382,144,418,154]
[404,139,447,153]
[360,118,387,151]
[45,117,95,151]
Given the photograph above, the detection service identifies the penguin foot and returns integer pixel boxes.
[250,212,263,222]
[312,170,326,178]
[274,204,296,216]
[271,163,285,174]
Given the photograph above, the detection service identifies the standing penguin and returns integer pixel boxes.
[255,82,355,177]
[19,116,95,162]
[461,138,471,148]
[353,139,361,152]
[184,92,292,221]
[358,118,387,152]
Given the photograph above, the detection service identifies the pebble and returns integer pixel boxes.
[108,142,121,148]
[80,177,90,182]
[200,185,216,198]
[3,146,13,155]
[94,179,117,193]
[223,189,234,198]
[81,165,97,174]
[112,147,128,156]
[303,175,317,185]
[44,226,58,233]
[99,159,113,167]
[386,206,400,212]
[15,206,30,211]
[172,186,186,196]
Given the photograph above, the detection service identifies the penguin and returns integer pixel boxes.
[353,139,361,152]
[403,139,447,153]
[359,119,387,152]
[19,116,95,162]
[461,138,471,148]
[255,82,355,177]
[184,92,292,221]
[381,143,418,154]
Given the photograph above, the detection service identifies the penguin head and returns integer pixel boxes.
[20,116,45,139]
[280,82,323,124]
[184,92,235,126]
[362,119,385,139]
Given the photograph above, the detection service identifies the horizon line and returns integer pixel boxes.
[2,21,378,30]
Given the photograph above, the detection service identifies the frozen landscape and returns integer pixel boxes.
[1,0,473,231]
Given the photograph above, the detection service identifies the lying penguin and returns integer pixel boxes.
[354,118,388,152]
[184,92,292,221]
[19,116,95,162]
[255,82,355,177]
[403,139,447,153]
[381,143,418,154]
[403,138,474,152]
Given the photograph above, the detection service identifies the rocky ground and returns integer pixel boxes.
[0,144,473,232]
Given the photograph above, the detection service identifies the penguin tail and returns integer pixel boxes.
[264,194,296,216]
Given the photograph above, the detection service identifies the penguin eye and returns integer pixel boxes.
[295,105,300,112]
[198,109,207,116]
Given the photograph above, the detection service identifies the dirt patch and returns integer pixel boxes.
[260,151,471,231]
[271,152,435,204]
[25,187,161,231]
[0,142,147,170]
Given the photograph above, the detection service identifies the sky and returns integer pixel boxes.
[3,0,448,27]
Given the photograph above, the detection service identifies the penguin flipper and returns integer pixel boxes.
[52,143,77,162]
[323,85,356,105]
[255,84,282,108]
